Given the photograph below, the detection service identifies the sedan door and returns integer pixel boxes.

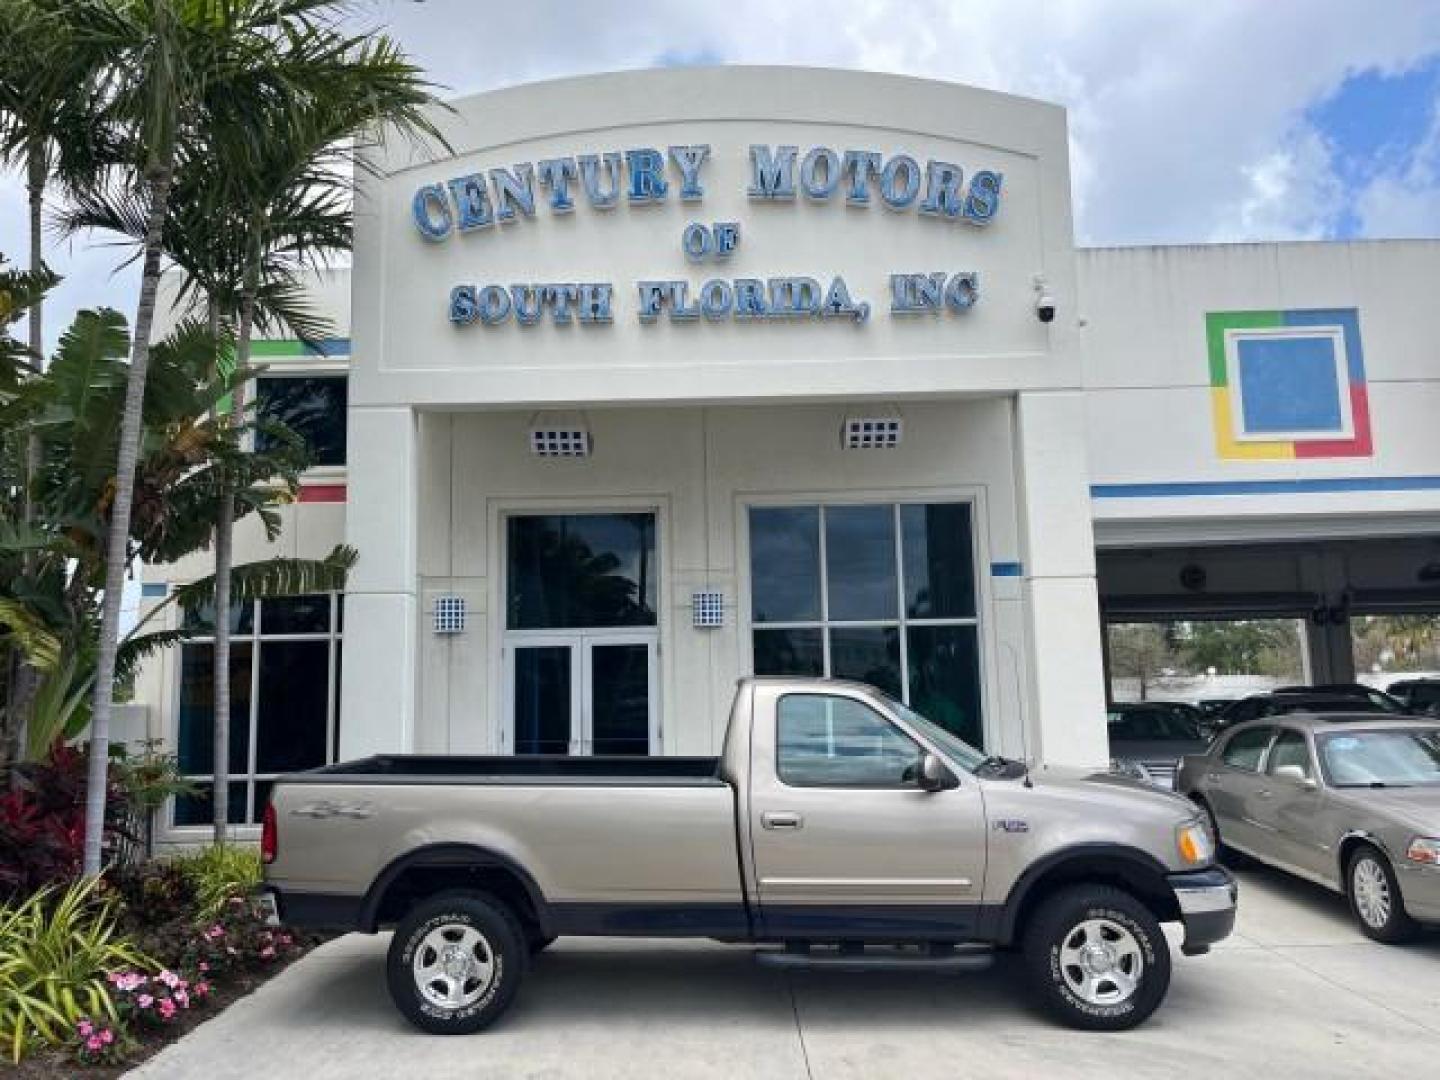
[1204,725,1276,852]
[1249,727,1330,879]
[745,685,988,940]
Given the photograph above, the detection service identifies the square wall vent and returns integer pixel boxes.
[842,416,903,449]
[433,595,467,634]
[529,428,592,457]
[692,590,725,628]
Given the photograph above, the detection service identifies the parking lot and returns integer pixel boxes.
[131,862,1440,1080]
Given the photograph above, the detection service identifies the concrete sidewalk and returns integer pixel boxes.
[129,865,1440,1079]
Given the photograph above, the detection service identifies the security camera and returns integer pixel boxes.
[1033,275,1056,323]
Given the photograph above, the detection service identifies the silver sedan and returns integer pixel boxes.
[1177,714,1440,942]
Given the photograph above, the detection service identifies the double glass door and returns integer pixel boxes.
[503,511,660,756]
[506,635,657,755]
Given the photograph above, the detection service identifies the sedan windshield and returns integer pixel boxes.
[1317,729,1440,787]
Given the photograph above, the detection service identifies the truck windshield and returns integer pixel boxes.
[890,699,989,773]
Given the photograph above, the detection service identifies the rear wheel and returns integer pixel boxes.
[386,890,526,1034]
[1347,846,1419,944]
[1021,885,1171,1031]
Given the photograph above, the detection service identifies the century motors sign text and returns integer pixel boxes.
[410,144,1002,329]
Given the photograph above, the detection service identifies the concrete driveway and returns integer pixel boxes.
[130,864,1440,1079]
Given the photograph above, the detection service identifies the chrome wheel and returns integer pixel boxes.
[1352,857,1392,930]
[412,923,495,1011]
[1058,918,1145,1007]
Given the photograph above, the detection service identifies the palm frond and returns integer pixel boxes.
[0,598,62,672]
[173,544,358,615]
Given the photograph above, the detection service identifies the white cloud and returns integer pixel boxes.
[1356,103,1440,237]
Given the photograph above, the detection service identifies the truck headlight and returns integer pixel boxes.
[1177,821,1214,866]
[1406,837,1440,866]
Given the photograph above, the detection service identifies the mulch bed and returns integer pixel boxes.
[7,939,330,1078]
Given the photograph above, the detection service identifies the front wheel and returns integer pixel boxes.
[386,891,526,1035]
[1347,846,1420,944]
[1021,885,1172,1031]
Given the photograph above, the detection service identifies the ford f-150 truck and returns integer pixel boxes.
[262,678,1236,1032]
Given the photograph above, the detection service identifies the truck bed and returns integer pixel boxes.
[291,754,726,786]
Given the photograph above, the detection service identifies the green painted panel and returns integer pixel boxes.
[1205,310,1281,387]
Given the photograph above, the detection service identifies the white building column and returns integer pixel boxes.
[340,405,419,758]
[1014,391,1109,768]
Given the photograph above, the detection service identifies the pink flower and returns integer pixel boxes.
[99,1029,114,1046]
[77,1019,94,1037]
[159,969,179,988]
[174,989,189,1008]
[159,999,177,1020]
[86,1036,102,1052]
[194,981,211,998]
[198,962,209,973]
[137,994,154,1009]
[260,946,276,960]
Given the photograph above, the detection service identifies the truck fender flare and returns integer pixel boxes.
[360,842,550,933]
[993,843,1175,945]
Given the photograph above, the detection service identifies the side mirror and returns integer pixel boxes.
[1272,764,1317,790]
[916,752,951,792]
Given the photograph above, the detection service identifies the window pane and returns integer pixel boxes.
[591,644,650,756]
[514,646,572,754]
[507,514,657,629]
[174,782,247,827]
[257,375,347,467]
[1267,731,1312,776]
[182,600,255,637]
[255,641,330,773]
[749,507,820,623]
[825,505,897,621]
[829,626,901,699]
[777,694,921,786]
[1221,727,1274,771]
[753,628,823,677]
[907,625,984,749]
[901,503,975,619]
[177,644,251,775]
[261,595,331,635]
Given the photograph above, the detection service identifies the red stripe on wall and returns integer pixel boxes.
[298,483,347,503]
[1293,383,1373,459]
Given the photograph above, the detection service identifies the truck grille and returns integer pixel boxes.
[1141,760,1180,789]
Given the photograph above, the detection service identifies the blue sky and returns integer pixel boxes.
[3,0,1440,353]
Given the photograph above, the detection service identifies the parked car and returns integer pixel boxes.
[1274,683,1408,714]
[263,677,1235,1033]
[1107,703,1210,789]
[1178,714,1440,942]
[1210,690,1390,734]
[1386,678,1440,717]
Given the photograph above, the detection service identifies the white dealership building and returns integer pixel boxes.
[136,68,1440,836]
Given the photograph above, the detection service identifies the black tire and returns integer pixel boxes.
[386,890,527,1035]
[1021,884,1172,1031]
[1346,845,1420,944]
[528,934,558,955]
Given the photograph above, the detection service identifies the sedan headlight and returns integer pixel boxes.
[1177,821,1215,866]
[1406,837,1440,866]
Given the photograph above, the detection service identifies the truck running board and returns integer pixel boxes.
[755,943,994,974]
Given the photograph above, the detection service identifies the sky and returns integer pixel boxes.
[3,0,1440,353]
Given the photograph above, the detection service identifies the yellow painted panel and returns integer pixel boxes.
[1211,388,1294,460]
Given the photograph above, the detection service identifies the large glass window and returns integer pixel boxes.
[506,513,657,629]
[256,375,347,467]
[174,594,342,826]
[749,502,983,748]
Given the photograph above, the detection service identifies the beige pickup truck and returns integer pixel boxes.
[262,677,1235,1032]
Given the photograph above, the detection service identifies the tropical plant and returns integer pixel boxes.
[0,876,153,1062]
[175,844,262,919]
[110,739,197,859]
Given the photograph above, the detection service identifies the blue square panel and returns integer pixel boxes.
[1236,335,1343,434]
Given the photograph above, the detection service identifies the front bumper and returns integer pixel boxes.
[1168,866,1238,955]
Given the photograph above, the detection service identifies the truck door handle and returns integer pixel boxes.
[762,812,804,830]
[1257,789,1273,799]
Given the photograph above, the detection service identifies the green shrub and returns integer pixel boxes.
[175,846,263,920]
[0,877,153,1062]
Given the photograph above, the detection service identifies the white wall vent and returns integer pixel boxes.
[433,595,467,634]
[842,415,903,449]
[692,590,725,628]
[528,411,593,457]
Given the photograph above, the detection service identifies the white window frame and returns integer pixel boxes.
[737,488,997,751]
[167,593,342,836]
[1224,326,1353,443]
[490,499,670,755]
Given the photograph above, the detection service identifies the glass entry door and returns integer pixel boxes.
[503,510,661,756]
[506,634,658,755]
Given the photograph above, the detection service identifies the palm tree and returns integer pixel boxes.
[66,0,415,875]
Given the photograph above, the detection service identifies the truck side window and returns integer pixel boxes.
[776,694,922,787]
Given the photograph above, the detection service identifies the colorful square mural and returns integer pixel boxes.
[1206,307,1372,459]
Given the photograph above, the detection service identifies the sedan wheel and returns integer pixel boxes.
[1347,847,1419,944]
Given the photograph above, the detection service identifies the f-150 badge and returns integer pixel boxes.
[992,819,1030,833]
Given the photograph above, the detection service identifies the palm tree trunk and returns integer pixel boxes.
[212,283,255,844]
[83,158,174,877]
